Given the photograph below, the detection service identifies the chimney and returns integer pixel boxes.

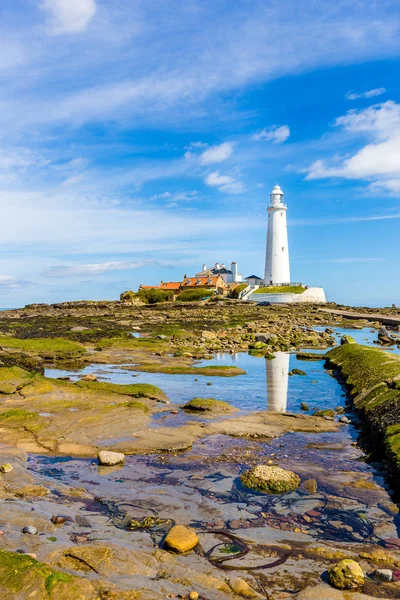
[215,262,220,270]
[202,263,206,272]
[231,261,238,282]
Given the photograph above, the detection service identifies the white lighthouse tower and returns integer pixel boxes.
[264,184,290,285]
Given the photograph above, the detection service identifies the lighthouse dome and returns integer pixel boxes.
[271,184,283,194]
[269,183,285,207]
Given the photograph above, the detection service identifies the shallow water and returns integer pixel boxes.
[46,352,343,413]
[32,326,400,592]
[46,326,399,411]
[315,326,400,355]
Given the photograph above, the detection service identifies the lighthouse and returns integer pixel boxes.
[264,184,291,285]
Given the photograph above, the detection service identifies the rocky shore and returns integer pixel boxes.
[326,342,400,489]
[0,300,398,599]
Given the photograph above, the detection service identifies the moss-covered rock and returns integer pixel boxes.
[182,398,237,412]
[328,559,364,590]
[326,343,400,482]
[240,465,300,494]
[0,549,97,599]
[313,409,335,418]
[74,380,168,402]
[340,334,357,345]
[0,366,34,394]
[291,369,307,376]
[135,364,246,377]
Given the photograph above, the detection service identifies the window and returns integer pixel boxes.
[282,246,285,252]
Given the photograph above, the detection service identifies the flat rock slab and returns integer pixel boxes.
[294,584,391,600]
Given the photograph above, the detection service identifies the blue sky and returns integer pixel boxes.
[0,0,400,307]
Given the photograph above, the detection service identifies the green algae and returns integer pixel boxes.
[0,366,34,394]
[0,336,85,359]
[0,409,37,421]
[74,380,168,402]
[183,397,237,412]
[240,465,301,494]
[326,343,400,480]
[123,400,150,413]
[296,352,326,360]
[134,364,246,377]
[0,549,92,599]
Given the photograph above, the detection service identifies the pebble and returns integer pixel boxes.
[51,515,69,525]
[189,593,199,600]
[374,568,393,582]
[0,464,13,473]
[22,526,37,535]
[339,416,351,424]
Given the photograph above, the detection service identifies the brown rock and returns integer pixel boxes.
[164,525,198,553]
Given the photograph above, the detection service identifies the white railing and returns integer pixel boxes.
[262,282,303,287]
[239,285,259,300]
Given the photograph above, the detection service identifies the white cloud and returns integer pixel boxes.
[253,126,290,144]
[346,87,386,100]
[186,142,208,150]
[41,0,97,35]
[200,142,234,165]
[0,275,28,290]
[43,260,152,278]
[205,171,243,194]
[305,101,400,193]
[151,190,201,203]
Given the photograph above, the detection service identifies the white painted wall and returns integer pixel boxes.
[264,185,290,285]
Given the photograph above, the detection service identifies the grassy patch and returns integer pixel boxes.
[254,286,305,294]
[134,364,246,377]
[0,336,85,359]
[74,380,167,402]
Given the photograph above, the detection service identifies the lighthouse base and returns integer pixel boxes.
[247,287,327,304]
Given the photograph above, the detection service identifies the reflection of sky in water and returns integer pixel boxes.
[46,327,399,413]
[314,326,400,355]
[46,353,341,414]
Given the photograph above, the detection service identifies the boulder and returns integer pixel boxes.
[98,451,125,466]
[328,559,364,590]
[340,335,356,345]
[300,402,310,411]
[164,525,198,553]
[240,465,300,494]
[374,569,392,582]
[255,333,273,343]
[81,374,97,382]
[378,327,395,345]
[201,330,217,340]
[182,398,236,413]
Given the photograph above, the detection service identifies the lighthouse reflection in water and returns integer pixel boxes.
[266,351,289,412]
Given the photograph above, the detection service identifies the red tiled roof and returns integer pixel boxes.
[159,282,181,290]
[181,276,225,287]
